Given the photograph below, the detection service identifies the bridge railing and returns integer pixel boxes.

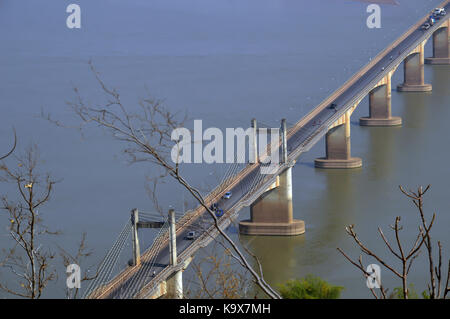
[135,170,283,299]
[287,0,450,163]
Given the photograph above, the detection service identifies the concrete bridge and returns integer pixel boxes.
[83,1,450,299]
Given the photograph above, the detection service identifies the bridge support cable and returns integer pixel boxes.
[230,151,262,199]
[108,215,170,299]
[205,142,247,202]
[131,218,169,297]
[139,210,183,221]
[241,166,273,203]
[244,119,285,195]
[83,218,132,298]
[257,120,277,130]
[222,148,246,183]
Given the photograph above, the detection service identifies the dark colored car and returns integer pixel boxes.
[186,231,196,240]
[223,191,232,199]
[215,209,224,218]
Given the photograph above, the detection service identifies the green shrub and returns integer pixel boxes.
[278,275,344,299]
[390,284,428,299]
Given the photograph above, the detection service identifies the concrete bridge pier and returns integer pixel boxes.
[315,111,362,169]
[239,119,305,236]
[239,167,305,236]
[397,43,432,92]
[144,256,193,299]
[166,271,183,299]
[425,24,450,65]
[360,79,402,126]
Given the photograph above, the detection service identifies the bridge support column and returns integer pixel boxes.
[360,81,402,126]
[425,26,450,65]
[251,118,258,164]
[239,119,304,236]
[167,209,183,299]
[315,112,362,169]
[166,271,183,299]
[239,168,305,236]
[397,43,432,92]
[131,208,141,266]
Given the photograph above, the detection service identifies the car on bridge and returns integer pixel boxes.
[428,16,436,26]
[433,8,446,16]
[223,191,232,199]
[215,209,224,218]
[328,103,337,111]
[432,13,441,20]
[422,22,431,30]
[185,231,196,240]
[209,203,218,211]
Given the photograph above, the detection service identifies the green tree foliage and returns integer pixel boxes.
[278,275,344,299]
[390,284,430,299]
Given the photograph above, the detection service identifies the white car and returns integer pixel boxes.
[422,23,431,30]
[433,8,446,16]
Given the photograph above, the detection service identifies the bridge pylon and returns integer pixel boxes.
[131,208,141,266]
[167,208,183,299]
[425,20,450,65]
[239,119,305,236]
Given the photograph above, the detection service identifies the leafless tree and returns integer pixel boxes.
[59,232,98,299]
[0,145,60,298]
[338,185,450,299]
[0,145,97,299]
[184,242,253,299]
[46,62,280,298]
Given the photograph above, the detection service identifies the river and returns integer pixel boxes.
[0,0,448,298]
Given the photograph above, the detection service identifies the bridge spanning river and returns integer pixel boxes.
[84,0,450,299]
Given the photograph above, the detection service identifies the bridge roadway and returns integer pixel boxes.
[91,2,450,299]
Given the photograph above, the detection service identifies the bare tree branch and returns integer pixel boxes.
[46,63,280,299]
[339,185,449,299]
[0,128,17,160]
[0,145,59,298]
